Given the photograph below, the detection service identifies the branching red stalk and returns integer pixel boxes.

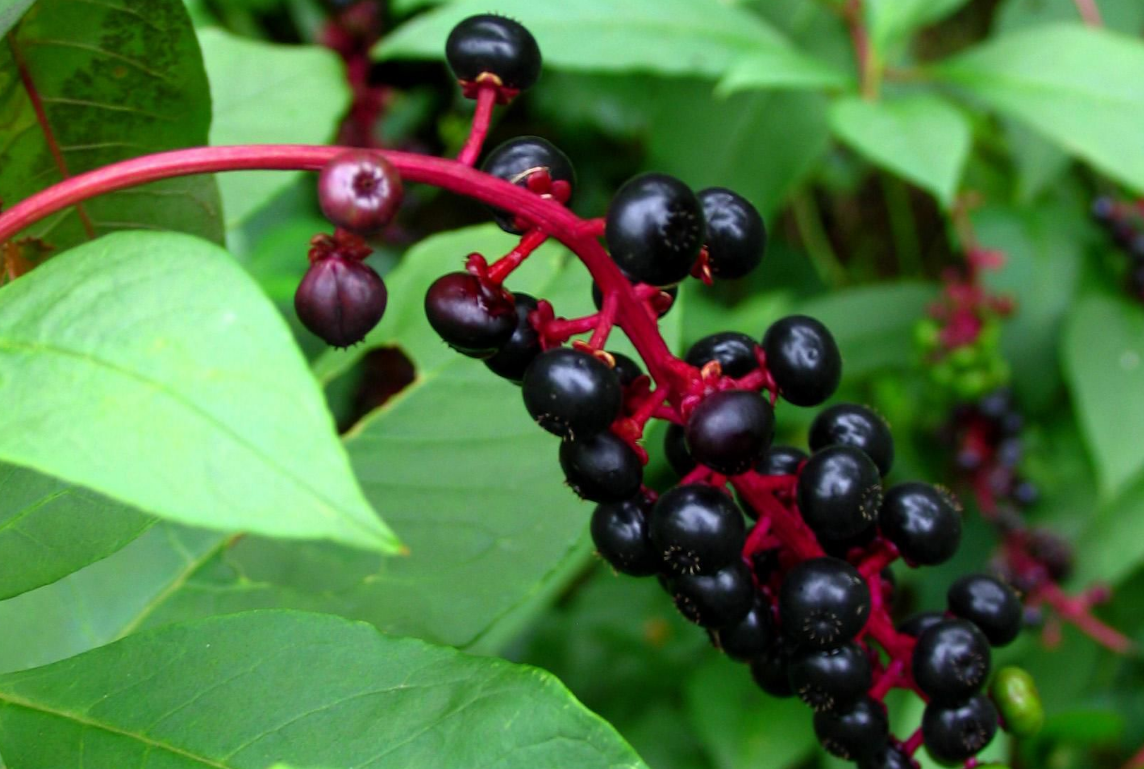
[488,229,547,284]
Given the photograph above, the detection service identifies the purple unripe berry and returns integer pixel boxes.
[294,254,387,348]
[318,150,404,236]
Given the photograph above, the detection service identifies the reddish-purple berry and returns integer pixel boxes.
[294,254,387,348]
[318,150,404,236]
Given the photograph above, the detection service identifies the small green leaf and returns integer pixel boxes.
[717,46,853,95]
[829,95,971,208]
[0,231,398,553]
[0,0,223,251]
[199,28,351,229]
[866,0,972,51]
[1075,475,1144,587]
[1063,293,1144,498]
[933,24,1144,193]
[0,463,153,600]
[376,0,791,79]
[0,0,34,37]
[0,611,649,769]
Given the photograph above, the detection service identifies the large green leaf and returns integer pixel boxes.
[865,0,972,51]
[0,0,222,250]
[716,45,853,95]
[1075,475,1144,587]
[996,0,1144,36]
[975,202,1083,411]
[376,0,791,78]
[199,28,350,229]
[1063,292,1144,499]
[0,231,398,552]
[0,463,153,600]
[933,24,1144,193]
[829,95,971,208]
[800,282,936,379]
[0,523,225,674]
[0,0,33,36]
[0,611,648,769]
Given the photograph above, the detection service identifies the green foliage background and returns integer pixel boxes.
[1,0,1143,767]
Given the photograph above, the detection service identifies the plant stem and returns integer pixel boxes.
[457,84,498,166]
[881,173,922,277]
[1073,0,1104,26]
[0,144,679,388]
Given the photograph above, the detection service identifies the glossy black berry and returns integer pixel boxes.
[947,574,1022,647]
[592,271,677,317]
[912,619,992,703]
[670,560,754,628]
[809,403,894,476]
[295,255,387,348]
[685,332,759,378]
[859,745,917,769]
[649,484,746,576]
[715,599,775,661]
[317,150,403,236]
[481,137,575,233]
[879,483,962,566]
[898,611,945,638]
[664,422,695,477]
[813,696,889,761]
[590,496,658,576]
[751,641,794,698]
[1027,530,1073,581]
[757,445,807,476]
[780,557,871,650]
[425,272,516,357]
[762,315,841,407]
[521,348,622,438]
[698,187,765,279]
[484,292,540,382]
[610,352,643,387]
[685,390,774,475]
[605,173,705,286]
[445,14,541,90]
[559,430,642,503]
[819,525,877,560]
[922,695,999,765]
[797,445,883,539]
[788,642,872,713]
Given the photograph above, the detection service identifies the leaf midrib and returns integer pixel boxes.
[0,337,380,543]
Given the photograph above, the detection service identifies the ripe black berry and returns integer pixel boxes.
[859,744,917,769]
[664,422,695,477]
[605,173,705,286]
[425,272,516,357]
[610,352,643,387]
[698,187,765,279]
[809,403,894,476]
[762,315,841,407]
[484,292,540,382]
[898,611,945,638]
[669,560,754,628]
[947,574,1022,647]
[1027,530,1073,581]
[592,270,677,316]
[922,695,999,765]
[779,557,871,650]
[715,598,775,661]
[813,696,889,761]
[521,347,622,438]
[481,136,575,233]
[295,254,387,348]
[879,483,962,566]
[317,150,403,236]
[559,430,642,503]
[912,619,992,703]
[649,484,745,576]
[751,640,794,698]
[788,642,872,713]
[590,496,658,576]
[685,390,774,475]
[819,525,877,560]
[685,331,760,378]
[757,445,807,476]
[797,446,883,539]
[445,14,541,90]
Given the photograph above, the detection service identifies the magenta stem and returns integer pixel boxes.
[457,84,498,166]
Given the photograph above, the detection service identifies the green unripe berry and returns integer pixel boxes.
[991,666,1044,736]
[914,318,941,349]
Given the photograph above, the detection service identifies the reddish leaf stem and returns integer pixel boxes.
[457,84,499,166]
[1073,0,1104,26]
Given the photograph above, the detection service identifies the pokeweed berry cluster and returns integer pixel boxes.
[0,11,1050,769]
[1091,196,1144,302]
